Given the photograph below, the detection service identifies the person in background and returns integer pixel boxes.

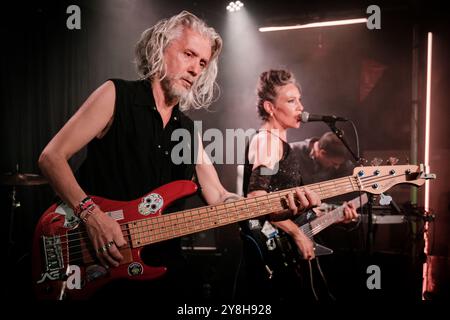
[238,69,358,303]
[290,131,354,185]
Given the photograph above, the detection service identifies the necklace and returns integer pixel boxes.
[259,128,287,143]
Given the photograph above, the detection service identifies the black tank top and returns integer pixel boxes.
[240,131,307,238]
[77,79,197,269]
[78,79,196,204]
[243,131,303,196]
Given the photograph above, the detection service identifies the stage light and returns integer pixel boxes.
[424,32,432,212]
[259,18,367,32]
[226,1,244,13]
[422,31,433,301]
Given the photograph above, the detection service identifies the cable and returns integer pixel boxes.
[308,259,319,301]
[241,232,265,262]
[315,258,336,301]
[232,230,274,300]
[348,120,361,162]
[231,243,243,301]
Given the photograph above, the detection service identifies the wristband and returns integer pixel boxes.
[74,196,95,217]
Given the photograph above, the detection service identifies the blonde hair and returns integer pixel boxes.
[135,11,222,111]
[256,69,300,121]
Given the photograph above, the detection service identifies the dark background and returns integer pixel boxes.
[1,0,449,302]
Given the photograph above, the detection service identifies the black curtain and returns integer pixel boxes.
[0,0,220,299]
[0,0,147,298]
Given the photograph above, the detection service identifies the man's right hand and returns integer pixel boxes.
[292,230,315,260]
[84,206,127,267]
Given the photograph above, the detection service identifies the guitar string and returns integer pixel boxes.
[52,175,358,252]
[303,197,366,237]
[61,195,281,265]
[61,196,291,264]
[43,170,405,248]
[304,193,369,238]
[51,175,353,245]
[46,173,403,265]
[55,179,359,264]
[64,210,354,266]
[113,170,390,248]
[53,171,394,262]
[303,208,353,238]
[51,173,390,263]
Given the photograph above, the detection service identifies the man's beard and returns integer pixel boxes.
[161,76,190,105]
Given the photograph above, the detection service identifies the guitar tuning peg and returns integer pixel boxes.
[370,157,383,166]
[387,157,399,165]
[357,158,368,166]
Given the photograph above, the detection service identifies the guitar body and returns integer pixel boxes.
[32,180,198,300]
[241,226,330,302]
[241,195,370,298]
[241,213,333,274]
[270,233,333,271]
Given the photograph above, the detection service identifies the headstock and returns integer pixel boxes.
[353,164,436,195]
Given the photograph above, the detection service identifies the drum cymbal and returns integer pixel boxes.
[1,173,48,186]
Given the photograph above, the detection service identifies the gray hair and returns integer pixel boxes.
[135,11,223,111]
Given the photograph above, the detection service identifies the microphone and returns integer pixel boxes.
[300,111,348,123]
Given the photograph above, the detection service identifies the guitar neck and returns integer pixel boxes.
[301,194,368,237]
[127,175,360,248]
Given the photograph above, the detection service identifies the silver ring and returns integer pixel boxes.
[98,246,108,253]
[106,240,114,248]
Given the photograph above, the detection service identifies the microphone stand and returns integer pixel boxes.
[325,121,361,164]
[325,121,374,256]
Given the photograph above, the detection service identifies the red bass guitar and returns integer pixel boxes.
[32,164,435,299]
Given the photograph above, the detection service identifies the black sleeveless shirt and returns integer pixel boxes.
[78,79,197,205]
[77,79,198,272]
[243,132,304,196]
[241,132,311,233]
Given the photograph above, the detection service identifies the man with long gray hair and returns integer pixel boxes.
[38,11,316,300]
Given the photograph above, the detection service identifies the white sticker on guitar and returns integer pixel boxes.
[138,193,163,216]
[107,210,124,221]
[55,203,80,228]
[248,219,262,230]
[261,221,278,239]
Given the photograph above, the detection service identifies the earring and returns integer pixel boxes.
[270,112,273,117]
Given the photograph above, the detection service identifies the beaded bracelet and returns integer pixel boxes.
[79,204,97,223]
[74,196,95,217]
